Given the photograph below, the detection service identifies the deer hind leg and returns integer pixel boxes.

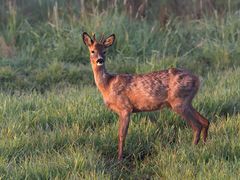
[190,106,210,143]
[171,104,202,145]
[118,111,131,161]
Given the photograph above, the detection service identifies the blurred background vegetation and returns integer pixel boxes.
[0,0,240,92]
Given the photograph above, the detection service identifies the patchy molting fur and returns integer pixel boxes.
[94,67,199,114]
[82,32,210,160]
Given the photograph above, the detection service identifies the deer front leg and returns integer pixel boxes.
[118,111,130,161]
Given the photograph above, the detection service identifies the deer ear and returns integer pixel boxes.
[103,34,115,47]
[82,32,93,46]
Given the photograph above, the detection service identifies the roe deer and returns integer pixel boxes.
[82,32,210,160]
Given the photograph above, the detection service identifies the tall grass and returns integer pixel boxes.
[1,8,240,91]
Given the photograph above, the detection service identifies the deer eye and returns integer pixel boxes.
[91,50,95,54]
[103,51,106,54]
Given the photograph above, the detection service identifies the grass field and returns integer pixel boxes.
[0,0,240,179]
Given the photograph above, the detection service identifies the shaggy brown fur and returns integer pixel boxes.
[82,32,210,160]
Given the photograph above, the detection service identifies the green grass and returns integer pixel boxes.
[0,67,239,179]
[0,0,240,179]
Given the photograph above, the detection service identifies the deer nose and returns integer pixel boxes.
[96,58,104,65]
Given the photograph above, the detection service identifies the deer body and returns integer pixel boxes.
[83,32,209,160]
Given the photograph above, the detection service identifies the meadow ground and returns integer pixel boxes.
[0,1,240,179]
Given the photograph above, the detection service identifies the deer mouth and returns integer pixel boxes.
[96,59,104,66]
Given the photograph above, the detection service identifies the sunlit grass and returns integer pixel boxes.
[0,67,239,178]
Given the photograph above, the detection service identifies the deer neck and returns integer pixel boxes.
[91,64,111,93]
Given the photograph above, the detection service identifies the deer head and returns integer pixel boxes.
[82,32,115,67]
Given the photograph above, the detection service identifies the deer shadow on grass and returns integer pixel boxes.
[89,109,192,178]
